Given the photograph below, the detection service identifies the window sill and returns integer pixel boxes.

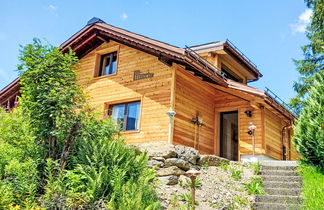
[93,73,117,80]
[121,130,141,134]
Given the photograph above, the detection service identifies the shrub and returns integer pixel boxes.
[293,72,324,171]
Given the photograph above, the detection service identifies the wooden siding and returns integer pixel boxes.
[173,66,265,158]
[173,67,216,154]
[264,109,284,159]
[75,41,172,144]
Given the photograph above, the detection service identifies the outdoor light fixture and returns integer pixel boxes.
[248,122,257,162]
[167,110,176,145]
[186,168,202,210]
[245,110,253,117]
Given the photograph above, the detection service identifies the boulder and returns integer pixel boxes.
[157,175,179,185]
[136,141,177,158]
[157,166,185,176]
[174,145,200,164]
[178,175,190,185]
[165,158,190,171]
[147,160,164,169]
[152,156,165,162]
[197,155,229,166]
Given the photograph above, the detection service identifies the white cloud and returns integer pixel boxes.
[47,5,57,11]
[290,9,313,33]
[120,13,128,20]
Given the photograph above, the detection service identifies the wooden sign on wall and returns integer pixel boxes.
[133,70,154,81]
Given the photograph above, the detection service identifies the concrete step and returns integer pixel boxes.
[263,181,301,189]
[264,187,301,196]
[253,202,303,210]
[262,165,297,171]
[256,195,302,204]
[262,175,302,182]
[261,170,298,176]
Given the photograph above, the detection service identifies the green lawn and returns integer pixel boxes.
[298,164,324,210]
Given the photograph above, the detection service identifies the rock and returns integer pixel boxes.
[157,166,185,176]
[178,175,190,184]
[147,160,164,168]
[198,155,229,166]
[152,156,165,162]
[157,175,179,185]
[174,145,200,164]
[136,141,177,158]
[165,158,190,171]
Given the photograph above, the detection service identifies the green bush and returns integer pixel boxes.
[293,72,324,171]
[0,39,161,209]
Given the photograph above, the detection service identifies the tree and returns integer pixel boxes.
[290,0,324,113]
[18,38,83,166]
[293,71,324,171]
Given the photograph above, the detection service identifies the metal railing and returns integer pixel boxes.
[226,39,258,69]
[184,45,225,78]
[265,87,296,116]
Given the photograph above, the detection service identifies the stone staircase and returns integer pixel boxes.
[253,161,303,210]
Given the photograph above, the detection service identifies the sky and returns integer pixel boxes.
[0,0,311,103]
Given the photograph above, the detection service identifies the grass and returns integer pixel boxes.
[298,164,324,210]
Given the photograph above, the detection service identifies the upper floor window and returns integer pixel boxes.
[99,51,117,76]
[221,65,243,83]
[108,101,140,131]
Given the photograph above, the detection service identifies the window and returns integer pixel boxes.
[109,101,140,131]
[221,66,242,83]
[99,51,117,76]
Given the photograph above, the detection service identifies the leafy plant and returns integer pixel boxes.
[219,162,229,171]
[231,168,242,181]
[179,191,199,208]
[252,162,261,175]
[243,177,264,195]
[179,176,202,189]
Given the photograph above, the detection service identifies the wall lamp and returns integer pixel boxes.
[245,110,253,117]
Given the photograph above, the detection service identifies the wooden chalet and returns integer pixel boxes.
[0,17,299,161]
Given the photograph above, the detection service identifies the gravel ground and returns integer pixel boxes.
[155,161,258,209]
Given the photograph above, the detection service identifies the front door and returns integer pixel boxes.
[220,111,238,161]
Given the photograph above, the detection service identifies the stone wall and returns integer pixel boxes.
[136,142,229,185]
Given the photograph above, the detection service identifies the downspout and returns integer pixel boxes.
[281,123,292,160]
[167,110,176,145]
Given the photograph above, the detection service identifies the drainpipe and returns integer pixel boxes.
[281,123,292,160]
[167,110,176,145]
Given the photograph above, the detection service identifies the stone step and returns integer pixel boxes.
[255,195,302,204]
[253,202,303,210]
[261,170,298,176]
[262,165,297,171]
[264,187,301,196]
[262,175,302,182]
[263,181,301,189]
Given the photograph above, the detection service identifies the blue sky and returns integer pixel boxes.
[0,0,310,102]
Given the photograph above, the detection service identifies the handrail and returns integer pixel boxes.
[226,39,258,69]
[184,45,224,78]
[265,87,296,117]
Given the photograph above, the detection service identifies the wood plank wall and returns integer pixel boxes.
[173,66,265,158]
[173,67,217,154]
[264,109,284,159]
[75,41,172,144]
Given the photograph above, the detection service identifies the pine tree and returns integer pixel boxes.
[290,0,324,114]
[293,71,324,171]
